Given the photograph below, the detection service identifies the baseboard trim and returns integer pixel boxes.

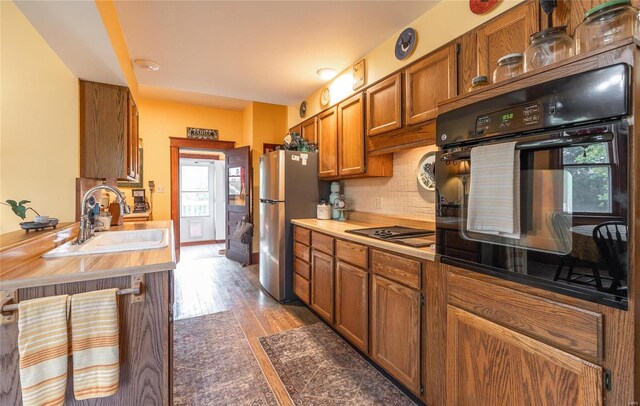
[180,239,224,247]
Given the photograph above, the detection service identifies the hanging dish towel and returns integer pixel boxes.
[18,295,70,406]
[467,141,521,239]
[70,288,120,400]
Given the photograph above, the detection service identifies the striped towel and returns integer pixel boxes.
[17,295,70,406]
[467,141,521,239]
[70,288,120,400]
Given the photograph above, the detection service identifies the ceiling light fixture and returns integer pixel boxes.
[133,59,160,72]
[317,68,337,81]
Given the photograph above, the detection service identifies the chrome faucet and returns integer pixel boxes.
[76,185,130,245]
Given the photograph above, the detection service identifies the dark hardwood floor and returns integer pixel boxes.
[173,244,320,406]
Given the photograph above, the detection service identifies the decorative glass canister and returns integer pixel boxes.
[524,26,575,72]
[492,53,524,83]
[575,0,640,54]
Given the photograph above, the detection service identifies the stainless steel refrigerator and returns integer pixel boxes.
[259,150,326,302]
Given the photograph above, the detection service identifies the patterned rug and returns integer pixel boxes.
[259,323,416,405]
[173,311,277,405]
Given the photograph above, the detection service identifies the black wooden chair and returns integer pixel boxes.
[592,221,628,294]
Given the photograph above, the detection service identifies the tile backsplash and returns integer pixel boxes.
[342,145,437,221]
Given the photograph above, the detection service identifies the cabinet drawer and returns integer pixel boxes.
[294,226,310,245]
[336,239,368,269]
[293,273,310,304]
[371,250,421,290]
[311,231,334,255]
[294,241,310,262]
[294,257,311,280]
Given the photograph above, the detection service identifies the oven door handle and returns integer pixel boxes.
[440,132,614,161]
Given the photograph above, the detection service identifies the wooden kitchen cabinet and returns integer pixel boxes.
[317,106,338,178]
[405,44,457,125]
[335,260,369,353]
[289,123,302,136]
[337,93,366,176]
[447,306,603,406]
[366,73,402,136]
[371,273,422,395]
[301,116,318,144]
[80,80,139,180]
[311,249,335,323]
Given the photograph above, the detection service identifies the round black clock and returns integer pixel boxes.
[299,101,307,118]
[395,28,417,60]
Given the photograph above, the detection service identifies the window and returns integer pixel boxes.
[562,143,612,213]
[181,165,210,217]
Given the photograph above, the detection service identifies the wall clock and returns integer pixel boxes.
[320,87,331,107]
[299,101,307,118]
[469,0,498,15]
[395,28,417,60]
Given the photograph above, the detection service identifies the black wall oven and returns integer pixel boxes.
[435,64,631,309]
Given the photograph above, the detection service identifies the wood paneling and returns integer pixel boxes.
[371,250,421,290]
[338,93,366,176]
[423,260,446,406]
[447,306,603,406]
[448,272,603,361]
[311,231,334,256]
[405,43,457,125]
[475,0,539,83]
[293,257,310,280]
[300,116,318,144]
[335,261,369,353]
[317,107,338,178]
[335,239,368,269]
[310,249,334,323]
[293,273,310,305]
[293,241,310,262]
[370,274,421,395]
[294,226,310,245]
[366,73,402,136]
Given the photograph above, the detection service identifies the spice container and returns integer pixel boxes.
[492,53,524,83]
[575,0,640,54]
[468,76,489,92]
[524,26,574,72]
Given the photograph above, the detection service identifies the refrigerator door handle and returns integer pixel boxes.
[260,199,280,205]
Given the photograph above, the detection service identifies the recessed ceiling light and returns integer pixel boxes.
[133,59,160,72]
[317,68,337,81]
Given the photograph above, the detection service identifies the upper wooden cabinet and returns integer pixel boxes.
[317,107,338,178]
[80,80,139,180]
[338,93,366,176]
[289,123,302,136]
[366,73,402,136]
[405,44,457,125]
[553,0,640,36]
[300,116,318,144]
[475,0,539,82]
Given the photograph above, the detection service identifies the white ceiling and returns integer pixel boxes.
[114,1,439,108]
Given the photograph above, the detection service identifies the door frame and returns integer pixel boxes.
[170,137,235,261]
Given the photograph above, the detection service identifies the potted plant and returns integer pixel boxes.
[1,199,56,231]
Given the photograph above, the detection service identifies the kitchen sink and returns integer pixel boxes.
[43,228,169,258]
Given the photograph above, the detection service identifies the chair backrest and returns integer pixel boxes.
[592,221,628,280]
[548,211,572,254]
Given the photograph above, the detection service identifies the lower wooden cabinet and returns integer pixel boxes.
[293,273,310,305]
[311,249,335,323]
[447,306,603,406]
[370,274,422,395]
[335,261,369,353]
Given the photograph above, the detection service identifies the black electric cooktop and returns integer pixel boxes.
[346,226,435,247]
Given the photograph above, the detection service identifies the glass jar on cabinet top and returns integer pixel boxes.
[468,76,489,92]
[524,26,575,72]
[492,53,524,83]
[574,0,640,54]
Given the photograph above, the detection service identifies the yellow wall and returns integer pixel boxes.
[288,0,522,126]
[0,1,79,234]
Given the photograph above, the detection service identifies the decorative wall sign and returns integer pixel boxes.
[186,127,218,140]
[395,28,417,60]
[352,59,366,90]
[469,0,498,15]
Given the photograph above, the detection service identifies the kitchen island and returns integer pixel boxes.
[0,221,176,405]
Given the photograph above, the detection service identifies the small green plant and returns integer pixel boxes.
[1,200,40,220]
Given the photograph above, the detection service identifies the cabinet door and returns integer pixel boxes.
[337,93,365,176]
[335,261,368,353]
[405,44,457,125]
[311,249,334,323]
[366,73,402,136]
[317,107,338,178]
[301,116,318,144]
[371,274,421,394]
[476,0,539,82]
[127,94,139,180]
[447,306,603,406]
[289,123,302,136]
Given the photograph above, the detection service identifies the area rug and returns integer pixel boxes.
[259,323,416,405]
[173,311,277,406]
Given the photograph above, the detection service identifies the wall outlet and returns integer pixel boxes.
[157,185,165,193]
[374,197,383,209]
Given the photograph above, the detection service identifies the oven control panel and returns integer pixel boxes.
[475,102,542,136]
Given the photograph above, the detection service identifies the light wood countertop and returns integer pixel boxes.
[0,220,176,290]
[291,218,436,261]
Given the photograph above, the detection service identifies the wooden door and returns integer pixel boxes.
[476,0,539,82]
[335,261,369,353]
[301,116,318,144]
[225,146,252,265]
[366,73,402,136]
[337,93,365,176]
[447,306,603,406]
[317,107,338,178]
[405,44,457,125]
[311,249,334,323]
[371,274,421,394]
